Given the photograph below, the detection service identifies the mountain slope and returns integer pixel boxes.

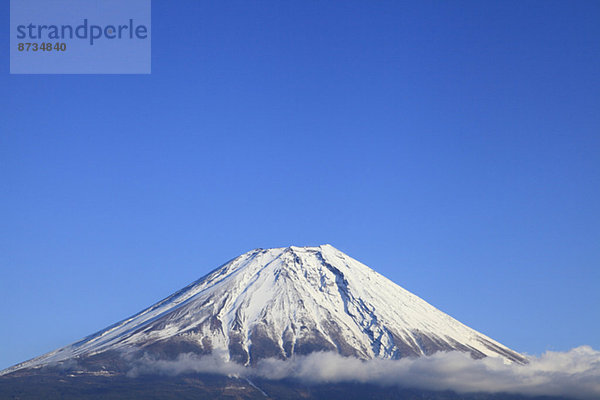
[2,244,526,376]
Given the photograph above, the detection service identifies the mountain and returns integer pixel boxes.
[2,244,525,378]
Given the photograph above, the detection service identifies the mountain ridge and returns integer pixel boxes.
[1,244,526,376]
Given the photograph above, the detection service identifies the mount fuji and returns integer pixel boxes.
[2,244,526,378]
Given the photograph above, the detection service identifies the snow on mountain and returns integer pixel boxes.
[2,245,526,375]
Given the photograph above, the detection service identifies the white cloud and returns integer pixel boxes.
[129,346,600,399]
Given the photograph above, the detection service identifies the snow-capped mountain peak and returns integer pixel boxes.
[2,245,526,376]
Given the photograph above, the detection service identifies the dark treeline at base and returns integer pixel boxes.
[0,372,577,400]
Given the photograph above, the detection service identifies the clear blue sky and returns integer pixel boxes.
[1,1,599,370]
